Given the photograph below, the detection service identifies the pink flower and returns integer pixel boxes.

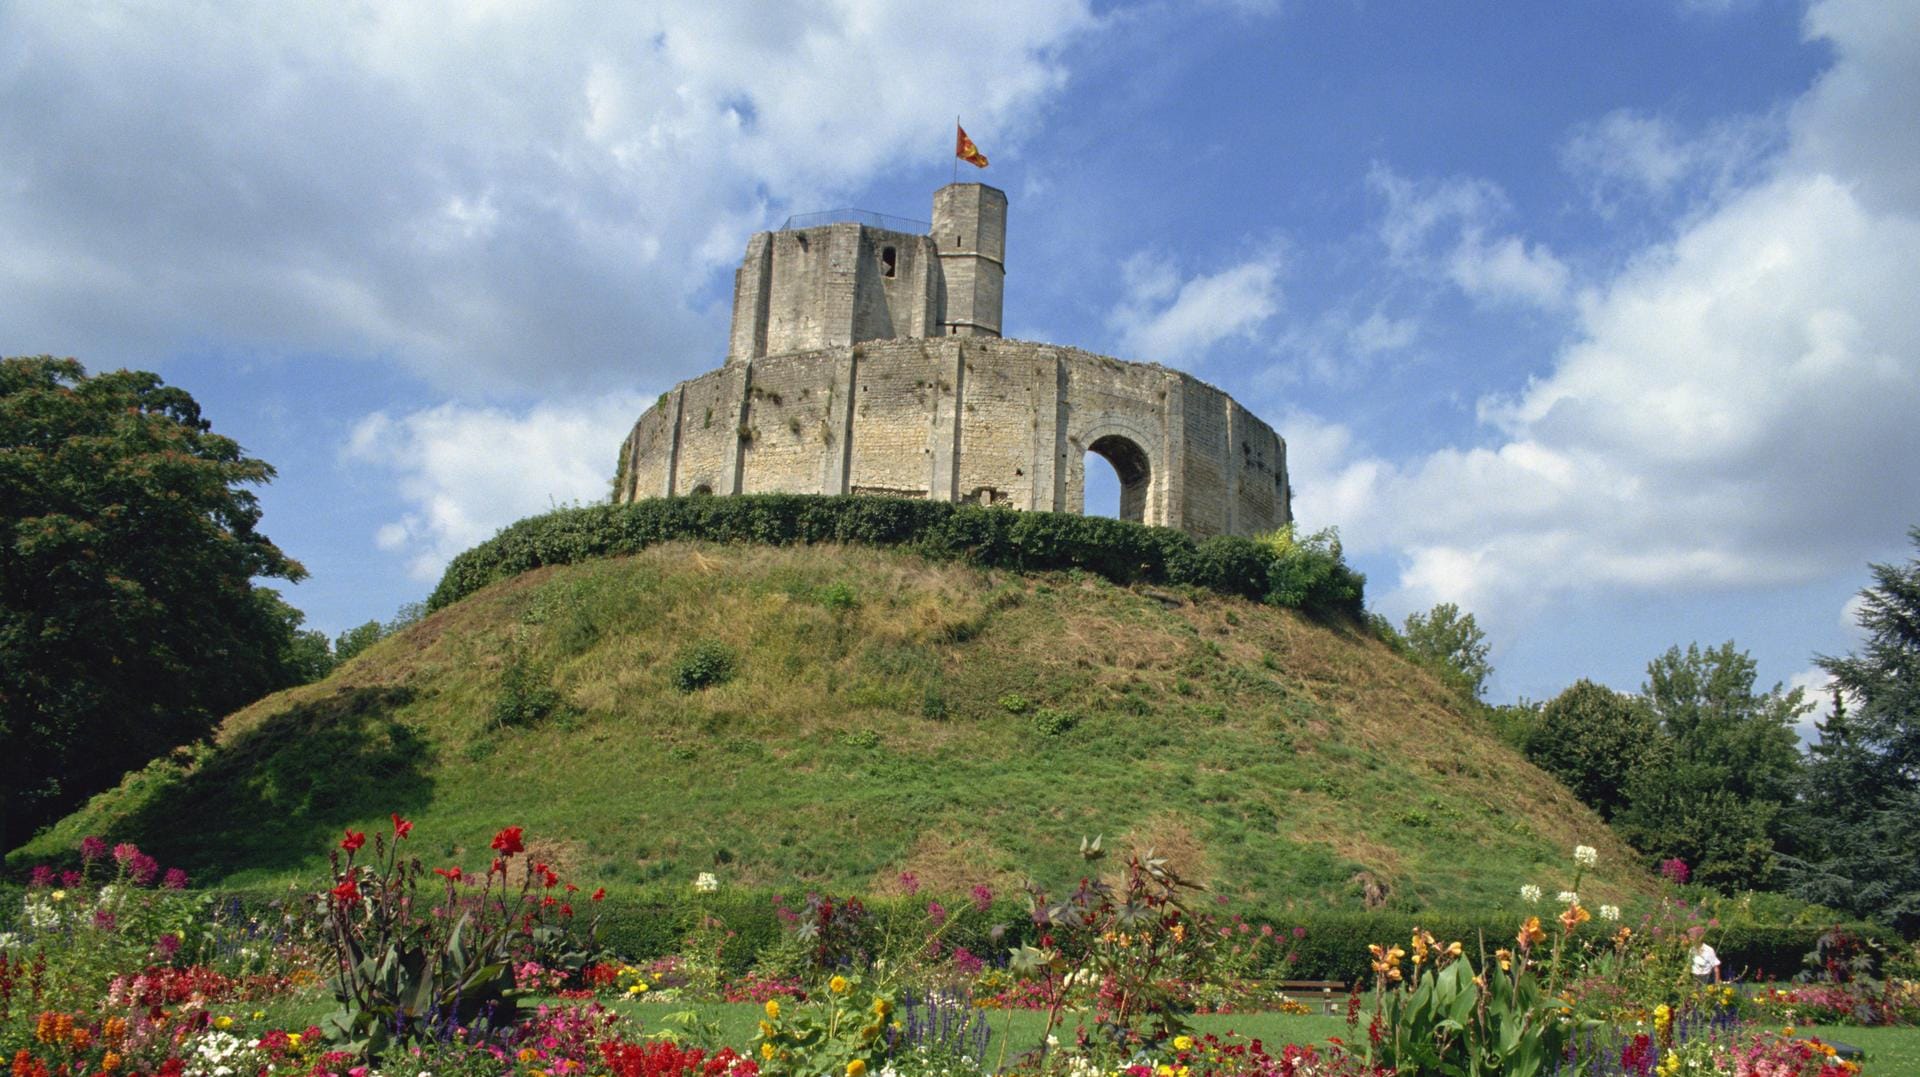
[113,842,139,866]
[970,884,993,912]
[80,836,109,863]
[28,865,54,888]
[1660,857,1690,885]
[1293,925,1308,939]
[927,899,947,926]
[898,871,920,896]
[162,868,188,890]
[60,870,81,887]
[128,853,161,886]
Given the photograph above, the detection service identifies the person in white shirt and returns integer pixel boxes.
[1691,941,1723,984]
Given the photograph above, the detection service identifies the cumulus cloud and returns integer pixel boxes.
[1304,0,1920,627]
[1108,251,1282,363]
[0,1,1096,394]
[1369,166,1570,307]
[345,394,651,580]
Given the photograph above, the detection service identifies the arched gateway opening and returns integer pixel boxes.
[1084,434,1151,524]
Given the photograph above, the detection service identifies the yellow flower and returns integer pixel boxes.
[830,975,850,995]
[761,1043,775,1060]
[765,999,781,1019]
[519,1049,542,1063]
[871,998,892,1017]
[1173,1036,1193,1052]
[50,890,66,902]
[213,1016,233,1030]
[286,1033,303,1049]
[1517,917,1547,947]
[251,1011,265,1020]
[759,1021,774,1039]
[101,1053,122,1073]
[847,1061,867,1077]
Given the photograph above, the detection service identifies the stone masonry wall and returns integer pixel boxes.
[616,338,1291,538]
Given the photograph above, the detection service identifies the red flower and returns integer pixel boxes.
[491,858,507,876]
[331,877,361,904]
[565,882,578,893]
[560,903,573,917]
[434,866,464,881]
[591,887,606,902]
[541,867,560,889]
[391,814,413,839]
[341,830,366,853]
[490,826,525,856]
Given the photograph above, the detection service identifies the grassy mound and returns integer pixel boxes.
[13,541,1652,910]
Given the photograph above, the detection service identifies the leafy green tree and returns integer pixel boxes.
[256,587,337,684]
[1,356,305,846]
[1642,641,1806,806]
[334,620,386,664]
[1402,601,1493,698]
[1524,679,1658,819]
[1784,528,1920,931]
[1607,641,1809,889]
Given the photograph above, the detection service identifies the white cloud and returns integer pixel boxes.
[1368,166,1570,308]
[0,1,1096,394]
[344,394,650,580]
[1347,310,1419,357]
[1447,234,1570,308]
[1560,109,1783,217]
[1305,0,1920,628]
[1108,252,1282,363]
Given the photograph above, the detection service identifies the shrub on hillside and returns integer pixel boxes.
[671,641,737,692]
[429,494,1367,620]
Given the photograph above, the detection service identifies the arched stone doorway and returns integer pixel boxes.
[1084,434,1152,524]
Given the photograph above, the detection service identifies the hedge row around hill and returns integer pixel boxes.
[426,494,1366,619]
[198,886,1893,984]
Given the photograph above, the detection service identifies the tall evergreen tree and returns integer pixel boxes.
[1787,528,1920,931]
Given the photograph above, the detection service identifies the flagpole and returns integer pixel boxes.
[952,115,959,184]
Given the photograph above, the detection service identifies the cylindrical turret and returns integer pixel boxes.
[931,183,1006,338]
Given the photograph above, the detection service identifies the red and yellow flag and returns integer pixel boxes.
[955,125,989,168]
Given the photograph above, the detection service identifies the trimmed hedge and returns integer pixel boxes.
[34,884,1887,984]
[428,494,1366,620]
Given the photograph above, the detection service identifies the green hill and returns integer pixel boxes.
[12,539,1652,910]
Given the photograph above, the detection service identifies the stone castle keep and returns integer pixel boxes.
[614,183,1291,537]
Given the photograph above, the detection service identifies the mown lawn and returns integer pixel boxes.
[607,1001,1920,1073]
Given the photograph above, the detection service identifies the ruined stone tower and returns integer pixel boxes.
[617,183,1292,538]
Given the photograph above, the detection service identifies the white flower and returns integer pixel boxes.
[1600,905,1621,922]
[1573,845,1598,868]
[693,872,719,893]
[1557,891,1579,905]
[1520,884,1542,904]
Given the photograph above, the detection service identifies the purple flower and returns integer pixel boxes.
[162,868,189,890]
[970,884,993,912]
[927,899,947,927]
[28,865,55,888]
[1660,858,1690,885]
[60,870,81,888]
[898,871,920,896]
[80,836,109,863]
[156,933,181,959]
[129,852,161,886]
[93,909,117,931]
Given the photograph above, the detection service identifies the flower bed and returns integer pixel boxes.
[4,829,1905,1076]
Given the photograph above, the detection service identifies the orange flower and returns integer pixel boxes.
[1517,917,1547,948]
[1558,903,1592,933]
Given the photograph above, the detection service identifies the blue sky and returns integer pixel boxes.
[5,0,1917,721]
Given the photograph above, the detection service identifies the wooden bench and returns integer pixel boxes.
[1276,980,1349,1015]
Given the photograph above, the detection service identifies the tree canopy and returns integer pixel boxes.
[1785,527,1920,932]
[1,356,306,847]
[1402,601,1493,699]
